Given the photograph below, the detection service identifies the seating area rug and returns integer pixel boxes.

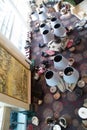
[27,12,87,130]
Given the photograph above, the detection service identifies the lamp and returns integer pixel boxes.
[31,11,39,21]
[51,17,61,28]
[54,54,68,70]
[42,29,54,43]
[39,4,47,13]
[40,23,50,34]
[38,11,48,21]
[45,70,66,92]
[63,66,79,84]
[45,70,60,87]
[53,23,66,37]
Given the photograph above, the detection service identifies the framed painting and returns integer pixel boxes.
[0,33,31,109]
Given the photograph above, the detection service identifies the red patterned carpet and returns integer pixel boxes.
[27,12,87,130]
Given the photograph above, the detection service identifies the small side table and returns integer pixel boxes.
[53,124,61,130]
[77,80,85,88]
[50,86,57,94]
[53,92,61,100]
[78,107,87,119]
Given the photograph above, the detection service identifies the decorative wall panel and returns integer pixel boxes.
[0,45,28,103]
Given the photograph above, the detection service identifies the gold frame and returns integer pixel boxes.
[0,33,31,109]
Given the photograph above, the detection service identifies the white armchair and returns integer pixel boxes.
[32,116,39,126]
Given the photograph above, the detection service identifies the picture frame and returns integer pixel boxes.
[0,33,31,109]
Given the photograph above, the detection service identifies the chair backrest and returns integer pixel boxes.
[59,117,67,128]
[32,116,39,126]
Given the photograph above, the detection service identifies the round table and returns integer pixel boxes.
[53,124,61,130]
[77,80,85,88]
[50,86,57,94]
[53,92,61,100]
[78,107,87,119]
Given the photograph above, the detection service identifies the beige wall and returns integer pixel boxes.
[1,107,11,130]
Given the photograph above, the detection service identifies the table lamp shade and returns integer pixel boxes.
[38,11,48,21]
[45,70,59,87]
[39,4,47,13]
[53,23,66,37]
[54,54,68,70]
[31,11,39,21]
[42,30,54,43]
[63,66,79,84]
[40,23,50,34]
[51,17,60,28]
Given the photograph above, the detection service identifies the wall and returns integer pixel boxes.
[1,107,11,130]
[71,0,87,19]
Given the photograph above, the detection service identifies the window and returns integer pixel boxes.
[0,0,29,55]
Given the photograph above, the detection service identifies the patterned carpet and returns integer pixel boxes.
[27,12,87,130]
